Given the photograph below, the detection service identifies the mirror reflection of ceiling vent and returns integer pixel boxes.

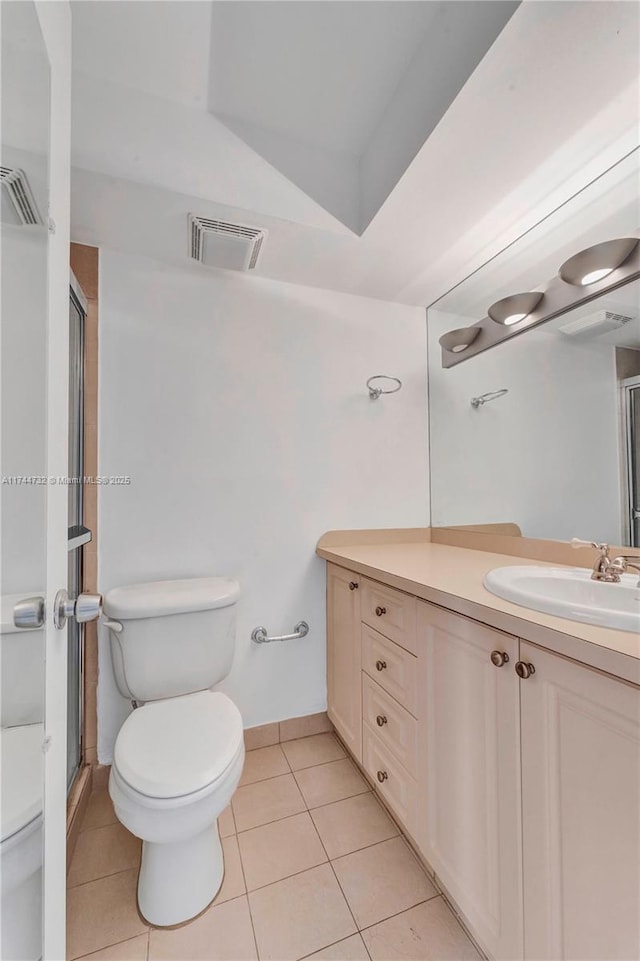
[0,166,43,225]
[188,215,266,272]
[559,310,633,337]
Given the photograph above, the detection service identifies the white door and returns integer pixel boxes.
[520,641,640,961]
[1,3,71,959]
[418,602,523,961]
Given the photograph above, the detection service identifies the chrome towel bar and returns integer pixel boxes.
[251,621,309,644]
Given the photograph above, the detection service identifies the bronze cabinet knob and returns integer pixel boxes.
[375,606,386,616]
[375,660,387,672]
[490,650,509,668]
[376,715,388,727]
[349,581,358,591]
[377,770,388,783]
[515,660,535,679]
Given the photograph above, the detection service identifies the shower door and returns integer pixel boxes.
[624,377,640,547]
[68,281,89,790]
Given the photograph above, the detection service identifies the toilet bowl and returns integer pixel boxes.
[104,576,244,927]
[1,723,44,961]
[109,690,244,926]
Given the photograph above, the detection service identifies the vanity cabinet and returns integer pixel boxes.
[325,561,640,961]
[326,564,362,761]
[519,641,640,961]
[361,617,420,838]
[418,602,523,961]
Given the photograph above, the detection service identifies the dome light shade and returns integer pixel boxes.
[488,291,543,326]
[559,238,639,287]
[438,326,480,353]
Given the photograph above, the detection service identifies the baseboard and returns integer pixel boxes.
[244,711,332,751]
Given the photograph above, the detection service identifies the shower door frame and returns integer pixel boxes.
[67,273,90,792]
[622,375,640,548]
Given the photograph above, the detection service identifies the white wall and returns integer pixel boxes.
[97,249,429,762]
[428,308,621,544]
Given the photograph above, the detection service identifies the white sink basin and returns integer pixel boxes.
[484,566,640,632]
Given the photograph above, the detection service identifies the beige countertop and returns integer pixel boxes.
[317,538,640,685]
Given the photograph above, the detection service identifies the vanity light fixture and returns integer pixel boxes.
[438,326,481,353]
[439,232,640,369]
[488,291,543,326]
[559,237,639,287]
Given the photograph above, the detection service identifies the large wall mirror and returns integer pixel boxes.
[428,149,639,548]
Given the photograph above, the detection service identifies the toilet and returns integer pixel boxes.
[1,593,45,961]
[104,576,244,927]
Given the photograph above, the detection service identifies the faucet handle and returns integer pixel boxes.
[571,539,609,554]
[611,554,640,570]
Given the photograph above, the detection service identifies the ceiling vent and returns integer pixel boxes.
[559,310,633,338]
[0,166,43,225]
[188,215,266,272]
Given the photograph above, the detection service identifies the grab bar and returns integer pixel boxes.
[251,621,309,644]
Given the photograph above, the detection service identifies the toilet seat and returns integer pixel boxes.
[114,690,243,799]
[1,723,43,844]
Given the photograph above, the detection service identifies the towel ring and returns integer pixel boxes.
[367,375,402,400]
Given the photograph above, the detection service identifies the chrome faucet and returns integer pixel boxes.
[571,539,620,582]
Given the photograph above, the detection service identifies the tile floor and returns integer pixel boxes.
[67,732,481,961]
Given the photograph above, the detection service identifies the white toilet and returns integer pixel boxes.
[104,576,245,927]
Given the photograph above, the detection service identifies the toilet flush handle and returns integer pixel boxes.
[101,615,123,634]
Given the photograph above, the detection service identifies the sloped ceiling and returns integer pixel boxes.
[69,1,640,307]
[208,1,519,233]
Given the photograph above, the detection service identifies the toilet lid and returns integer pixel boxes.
[1,723,44,842]
[114,691,243,799]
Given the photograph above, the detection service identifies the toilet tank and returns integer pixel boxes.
[103,577,240,702]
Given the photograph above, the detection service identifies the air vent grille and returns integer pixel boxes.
[188,215,266,272]
[559,309,634,337]
[1,166,42,225]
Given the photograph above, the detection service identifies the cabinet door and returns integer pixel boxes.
[520,642,640,961]
[326,564,362,761]
[419,602,523,961]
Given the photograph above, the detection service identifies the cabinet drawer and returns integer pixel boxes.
[363,673,418,776]
[362,624,418,717]
[363,725,417,835]
[361,579,417,654]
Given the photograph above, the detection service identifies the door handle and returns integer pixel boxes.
[13,596,46,629]
[54,590,103,630]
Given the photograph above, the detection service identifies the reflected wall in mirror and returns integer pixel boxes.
[428,149,639,548]
[1,2,50,959]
